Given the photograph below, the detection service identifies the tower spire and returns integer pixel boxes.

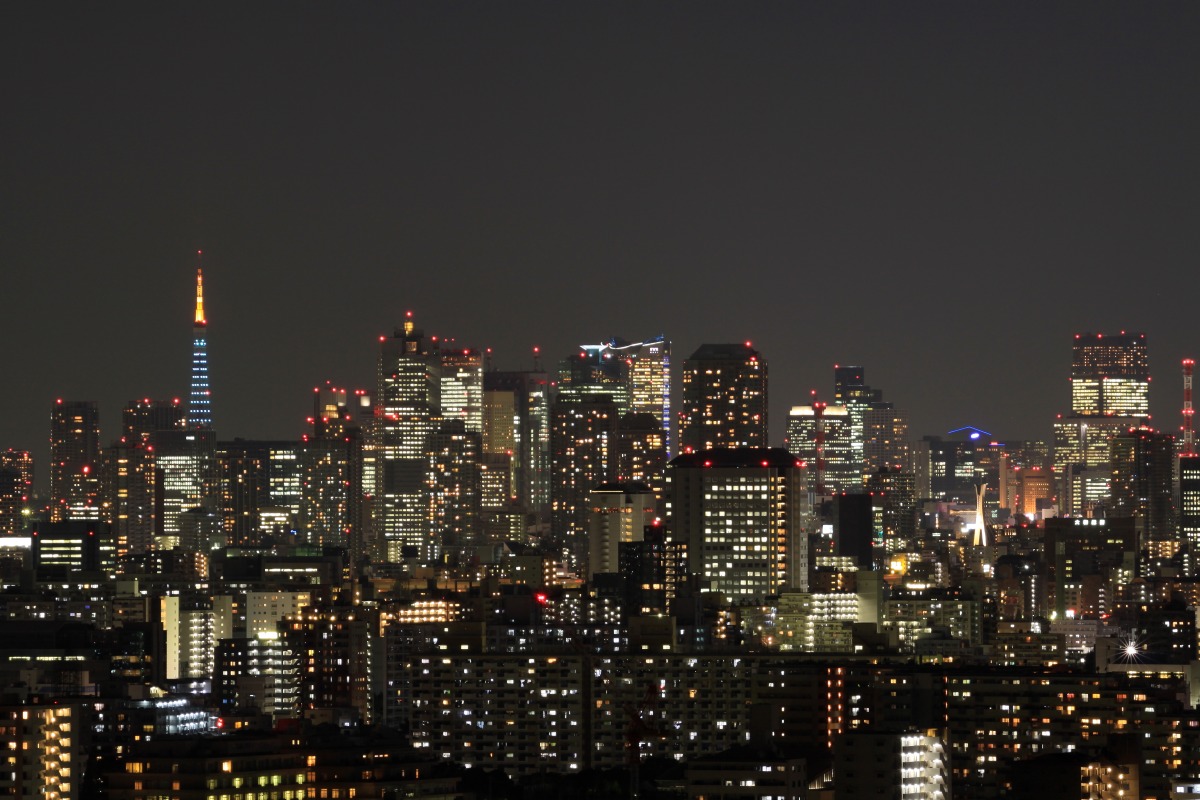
[194,252,206,326]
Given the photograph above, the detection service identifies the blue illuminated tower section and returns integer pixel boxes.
[189,263,213,430]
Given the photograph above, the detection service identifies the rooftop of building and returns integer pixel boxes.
[686,342,761,361]
[668,447,800,469]
[592,480,655,494]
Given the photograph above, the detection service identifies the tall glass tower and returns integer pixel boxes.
[1070,332,1149,418]
[189,262,213,430]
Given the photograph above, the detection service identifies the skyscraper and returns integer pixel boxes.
[667,448,809,602]
[153,428,217,546]
[786,403,855,494]
[827,365,909,484]
[484,368,551,514]
[125,398,185,441]
[440,348,484,433]
[581,336,672,456]
[376,312,441,563]
[679,343,767,453]
[1070,332,1149,418]
[613,412,668,502]
[1179,454,1200,558]
[863,405,911,474]
[550,393,617,570]
[189,264,213,430]
[300,386,368,560]
[217,439,301,548]
[0,450,33,536]
[50,399,101,522]
[1055,333,1150,512]
[427,419,482,562]
[105,399,185,557]
[1110,427,1176,546]
[628,336,671,457]
[587,481,656,579]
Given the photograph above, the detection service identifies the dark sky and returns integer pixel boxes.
[4,4,1199,479]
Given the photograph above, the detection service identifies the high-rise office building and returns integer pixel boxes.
[105,437,157,557]
[50,399,101,522]
[154,429,217,546]
[1180,454,1200,557]
[558,348,630,410]
[613,412,668,502]
[865,467,916,550]
[484,368,551,513]
[913,428,1002,506]
[628,336,671,457]
[106,399,184,557]
[189,265,213,430]
[786,404,855,494]
[1070,332,1149,418]
[587,481,657,580]
[550,393,617,570]
[217,440,301,548]
[301,386,368,560]
[1054,416,1138,471]
[833,365,879,479]
[581,336,672,455]
[0,450,33,536]
[376,312,441,563]
[825,365,909,485]
[1110,427,1176,545]
[667,448,809,602]
[863,405,911,474]
[283,603,380,725]
[440,348,484,433]
[427,419,482,563]
[679,343,767,452]
[1055,333,1150,511]
[125,398,185,441]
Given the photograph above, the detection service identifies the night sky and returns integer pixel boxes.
[4,4,1199,479]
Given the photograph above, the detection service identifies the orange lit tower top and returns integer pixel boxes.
[194,267,206,327]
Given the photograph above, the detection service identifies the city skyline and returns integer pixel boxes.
[4,4,1199,472]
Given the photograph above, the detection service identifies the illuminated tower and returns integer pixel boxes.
[189,262,213,430]
[50,399,101,522]
[376,312,441,563]
[679,342,767,453]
